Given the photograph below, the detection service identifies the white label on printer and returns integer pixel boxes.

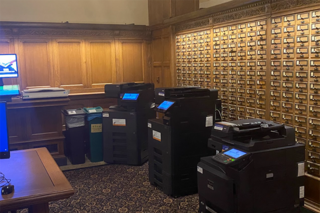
[103,113,109,117]
[197,166,203,174]
[152,130,161,141]
[68,110,76,115]
[206,115,214,127]
[298,162,305,177]
[112,119,126,126]
[89,109,96,113]
[158,92,165,96]
[214,125,223,131]
[148,123,152,128]
[216,150,220,154]
[300,186,305,198]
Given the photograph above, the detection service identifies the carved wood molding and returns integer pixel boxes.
[175,17,212,32]
[1,28,151,39]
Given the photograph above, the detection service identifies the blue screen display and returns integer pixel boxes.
[224,149,246,159]
[122,93,139,100]
[158,101,175,111]
[0,102,9,153]
[0,85,19,96]
[0,54,18,78]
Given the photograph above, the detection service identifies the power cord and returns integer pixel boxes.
[216,109,222,120]
[0,172,11,187]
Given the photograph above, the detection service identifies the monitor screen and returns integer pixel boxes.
[158,101,175,111]
[0,102,9,153]
[224,149,246,159]
[0,54,18,78]
[122,93,139,100]
[0,85,20,96]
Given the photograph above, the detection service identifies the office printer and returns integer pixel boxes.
[148,87,218,197]
[105,83,154,111]
[103,83,155,166]
[198,119,305,213]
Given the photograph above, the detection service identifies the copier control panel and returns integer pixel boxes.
[212,148,248,164]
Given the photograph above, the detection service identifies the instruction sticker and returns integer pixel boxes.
[298,162,305,177]
[206,115,213,127]
[88,109,97,113]
[112,119,126,126]
[299,186,305,198]
[91,124,102,133]
[103,113,109,118]
[152,130,161,141]
[197,166,203,174]
[68,110,76,115]
[148,123,152,128]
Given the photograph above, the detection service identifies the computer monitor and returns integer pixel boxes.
[0,102,10,159]
[0,54,18,86]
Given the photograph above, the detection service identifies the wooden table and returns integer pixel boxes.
[0,148,74,213]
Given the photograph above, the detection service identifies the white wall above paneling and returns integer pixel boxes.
[199,0,233,8]
[0,0,149,25]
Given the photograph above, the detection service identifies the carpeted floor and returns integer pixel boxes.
[17,162,316,213]
[50,163,198,213]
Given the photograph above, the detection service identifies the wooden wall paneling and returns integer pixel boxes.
[163,35,172,87]
[119,40,145,83]
[143,41,152,83]
[152,37,163,87]
[86,40,116,88]
[19,39,54,89]
[148,0,164,26]
[174,0,199,17]
[53,40,86,90]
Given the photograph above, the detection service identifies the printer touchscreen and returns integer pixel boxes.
[224,149,246,159]
[122,93,139,100]
[158,101,174,111]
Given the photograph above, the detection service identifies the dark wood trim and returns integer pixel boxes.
[0,21,148,31]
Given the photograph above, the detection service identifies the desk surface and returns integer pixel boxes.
[0,148,74,212]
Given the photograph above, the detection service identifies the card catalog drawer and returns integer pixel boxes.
[256,80,266,89]
[297,24,310,35]
[297,47,309,58]
[310,105,320,118]
[282,71,294,81]
[256,109,266,119]
[296,60,309,71]
[237,88,246,96]
[247,21,257,30]
[310,83,320,94]
[246,89,256,98]
[282,102,294,114]
[237,97,246,106]
[310,94,320,105]
[295,104,308,116]
[246,79,256,89]
[283,48,295,59]
[257,30,267,40]
[282,82,294,92]
[257,40,267,49]
[283,60,295,70]
[284,37,295,48]
[271,49,281,59]
[298,12,310,24]
[272,17,282,26]
[297,36,309,47]
[271,28,282,38]
[270,100,281,111]
[282,91,294,102]
[310,118,320,130]
[237,79,246,88]
[306,162,320,178]
[238,42,246,51]
[312,22,320,34]
[228,96,237,105]
[308,140,320,153]
[257,71,266,80]
[246,97,256,108]
[311,60,320,71]
[296,82,308,93]
[237,106,246,115]
[256,99,266,109]
[237,70,246,78]
[296,126,307,138]
[238,23,246,32]
[295,116,308,127]
[271,81,281,90]
[271,60,282,70]
[307,151,320,164]
[311,35,320,46]
[295,93,308,104]
[296,71,308,82]
[311,47,320,59]
[271,70,281,81]
[296,138,307,145]
[246,107,256,117]
[282,113,294,125]
[270,111,281,122]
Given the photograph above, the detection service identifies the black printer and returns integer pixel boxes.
[103,83,155,165]
[197,119,305,213]
[148,87,218,197]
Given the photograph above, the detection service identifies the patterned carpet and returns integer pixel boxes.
[50,163,198,213]
[15,162,315,213]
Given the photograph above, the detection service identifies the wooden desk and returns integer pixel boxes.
[0,148,74,213]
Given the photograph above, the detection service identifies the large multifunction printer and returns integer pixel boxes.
[148,87,218,197]
[197,119,305,213]
[103,83,155,165]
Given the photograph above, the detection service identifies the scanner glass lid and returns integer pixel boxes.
[122,93,139,100]
[224,149,246,159]
[158,101,175,111]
